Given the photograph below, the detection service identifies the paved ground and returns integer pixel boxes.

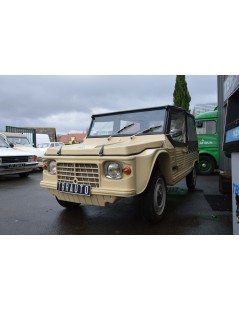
[0,170,233,235]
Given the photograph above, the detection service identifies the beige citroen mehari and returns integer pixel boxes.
[41,105,199,223]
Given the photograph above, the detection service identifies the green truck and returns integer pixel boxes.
[195,108,219,175]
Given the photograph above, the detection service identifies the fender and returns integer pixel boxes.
[135,149,172,194]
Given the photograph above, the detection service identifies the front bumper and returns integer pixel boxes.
[40,179,136,206]
[0,162,38,176]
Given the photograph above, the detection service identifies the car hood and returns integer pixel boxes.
[13,145,45,157]
[45,135,170,156]
[0,146,34,157]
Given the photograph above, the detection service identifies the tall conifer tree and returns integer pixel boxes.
[173,75,191,111]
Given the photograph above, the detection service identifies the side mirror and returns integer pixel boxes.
[9,142,14,148]
[196,121,203,128]
[170,129,182,138]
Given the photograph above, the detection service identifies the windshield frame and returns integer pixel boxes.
[88,106,168,138]
[0,136,9,148]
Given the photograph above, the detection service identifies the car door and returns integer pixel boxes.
[186,114,199,172]
[168,109,187,179]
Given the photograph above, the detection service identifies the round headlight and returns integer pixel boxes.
[47,160,56,175]
[105,162,123,179]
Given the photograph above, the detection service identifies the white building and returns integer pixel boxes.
[192,103,217,116]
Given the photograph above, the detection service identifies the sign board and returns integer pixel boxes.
[225,125,239,143]
[224,75,239,101]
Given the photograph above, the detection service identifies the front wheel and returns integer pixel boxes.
[140,172,167,223]
[56,197,80,209]
[186,167,197,191]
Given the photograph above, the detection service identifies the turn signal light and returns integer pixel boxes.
[42,164,47,170]
[123,167,131,175]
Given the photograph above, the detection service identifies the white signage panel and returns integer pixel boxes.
[231,153,239,234]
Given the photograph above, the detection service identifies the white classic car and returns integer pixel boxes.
[37,142,64,154]
[0,134,38,177]
[1,132,45,170]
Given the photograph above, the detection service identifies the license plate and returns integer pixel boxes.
[57,182,91,196]
[8,163,25,168]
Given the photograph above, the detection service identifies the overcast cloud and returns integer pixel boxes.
[0,75,217,135]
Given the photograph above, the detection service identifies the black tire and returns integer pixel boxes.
[56,197,80,209]
[19,172,30,178]
[196,155,215,175]
[140,171,167,223]
[186,167,197,191]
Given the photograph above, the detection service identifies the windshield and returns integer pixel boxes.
[88,108,166,137]
[7,137,30,145]
[38,143,50,148]
[0,137,9,148]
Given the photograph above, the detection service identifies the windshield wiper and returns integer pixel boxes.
[57,144,63,156]
[141,125,162,134]
[130,125,162,139]
[108,123,135,141]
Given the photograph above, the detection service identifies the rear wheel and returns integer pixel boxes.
[56,197,80,209]
[186,167,197,191]
[19,172,30,178]
[140,171,167,223]
[196,155,215,175]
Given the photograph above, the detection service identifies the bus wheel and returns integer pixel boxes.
[196,155,215,175]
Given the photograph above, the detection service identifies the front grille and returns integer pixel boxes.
[57,163,100,188]
[2,156,29,164]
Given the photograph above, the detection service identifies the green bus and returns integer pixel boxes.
[195,108,219,175]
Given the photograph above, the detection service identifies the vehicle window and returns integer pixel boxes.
[37,144,43,148]
[90,121,114,136]
[187,115,197,142]
[7,137,30,145]
[169,111,186,143]
[196,120,216,135]
[54,143,60,146]
[88,108,166,137]
[41,143,49,148]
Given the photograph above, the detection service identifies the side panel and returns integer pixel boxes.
[196,115,219,167]
[232,153,239,234]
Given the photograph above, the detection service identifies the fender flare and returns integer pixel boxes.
[139,150,172,194]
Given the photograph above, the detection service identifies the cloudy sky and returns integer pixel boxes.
[0,75,217,135]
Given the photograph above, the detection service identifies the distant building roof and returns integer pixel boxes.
[192,103,217,116]
[59,133,87,144]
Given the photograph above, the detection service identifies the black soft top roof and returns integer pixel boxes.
[91,105,193,119]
